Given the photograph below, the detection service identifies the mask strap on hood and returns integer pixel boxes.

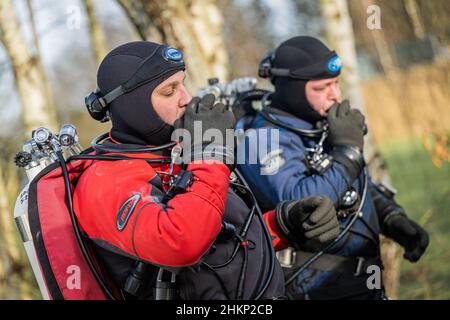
[85,45,185,123]
[270,51,342,80]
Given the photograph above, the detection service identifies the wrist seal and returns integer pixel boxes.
[275,201,304,248]
[190,144,235,170]
[331,145,365,182]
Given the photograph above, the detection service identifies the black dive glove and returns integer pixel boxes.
[327,100,365,181]
[174,94,235,166]
[370,184,429,262]
[275,195,340,251]
[382,213,429,262]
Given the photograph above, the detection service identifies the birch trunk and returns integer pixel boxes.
[361,0,397,75]
[404,0,426,39]
[117,0,229,91]
[83,0,109,66]
[0,0,58,135]
[0,0,59,299]
[0,161,16,298]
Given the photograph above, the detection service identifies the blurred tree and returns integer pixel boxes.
[0,148,20,298]
[25,0,58,121]
[0,0,58,299]
[292,0,324,38]
[362,0,397,74]
[350,0,416,48]
[0,0,58,134]
[0,142,37,299]
[216,0,274,79]
[404,0,426,40]
[117,0,229,91]
[26,0,42,59]
[83,0,109,66]
[115,0,162,41]
[416,0,450,44]
[347,0,398,74]
[348,0,450,74]
[319,0,401,298]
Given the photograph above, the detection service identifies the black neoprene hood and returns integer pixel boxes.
[97,41,186,145]
[271,36,342,124]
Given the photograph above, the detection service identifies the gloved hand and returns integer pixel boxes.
[174,94,235,165]
[327,100,365,151]
[326,100,366,182]
[382,213,429,262]
[275,195,340,251]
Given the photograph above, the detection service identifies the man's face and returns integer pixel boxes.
[304,76,341,117]
[151,71,192,125]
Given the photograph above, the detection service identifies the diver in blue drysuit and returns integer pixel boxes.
[236,36,429,300]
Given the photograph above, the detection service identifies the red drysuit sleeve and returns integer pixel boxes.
[73,159,230,267]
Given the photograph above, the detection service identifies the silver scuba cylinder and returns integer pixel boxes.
[14,184,51,300]
[13,124,82,299]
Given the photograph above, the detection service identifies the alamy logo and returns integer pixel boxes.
[260,148,286,175]
[66,265,81,290]
[66,5,81,30]
[367,5,382,30]
[366,265,382,290]
[171,123,282,175]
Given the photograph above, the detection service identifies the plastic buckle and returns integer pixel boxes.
[354,257,365,276]
[276,248,296,268]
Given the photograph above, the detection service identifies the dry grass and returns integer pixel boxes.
[362,59,450,144]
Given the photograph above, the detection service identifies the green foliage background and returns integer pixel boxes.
[380,138,450,299]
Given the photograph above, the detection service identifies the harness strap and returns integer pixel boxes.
[286,250,382,277]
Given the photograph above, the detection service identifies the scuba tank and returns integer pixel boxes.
[13,124,114,300]
[13,124,279,300]
[14,129,56,300]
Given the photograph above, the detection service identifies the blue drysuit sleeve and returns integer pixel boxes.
[237,126,358,208]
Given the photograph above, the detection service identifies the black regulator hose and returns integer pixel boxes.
[259,92,325,138]
[236,234,249,300]
[91,133,176,154]
[56,150,117,300]
[209,205,255,269]
[69,154,172,164]
[230,89,272,111]
[285,167,369,286]
[234,169,276,300]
